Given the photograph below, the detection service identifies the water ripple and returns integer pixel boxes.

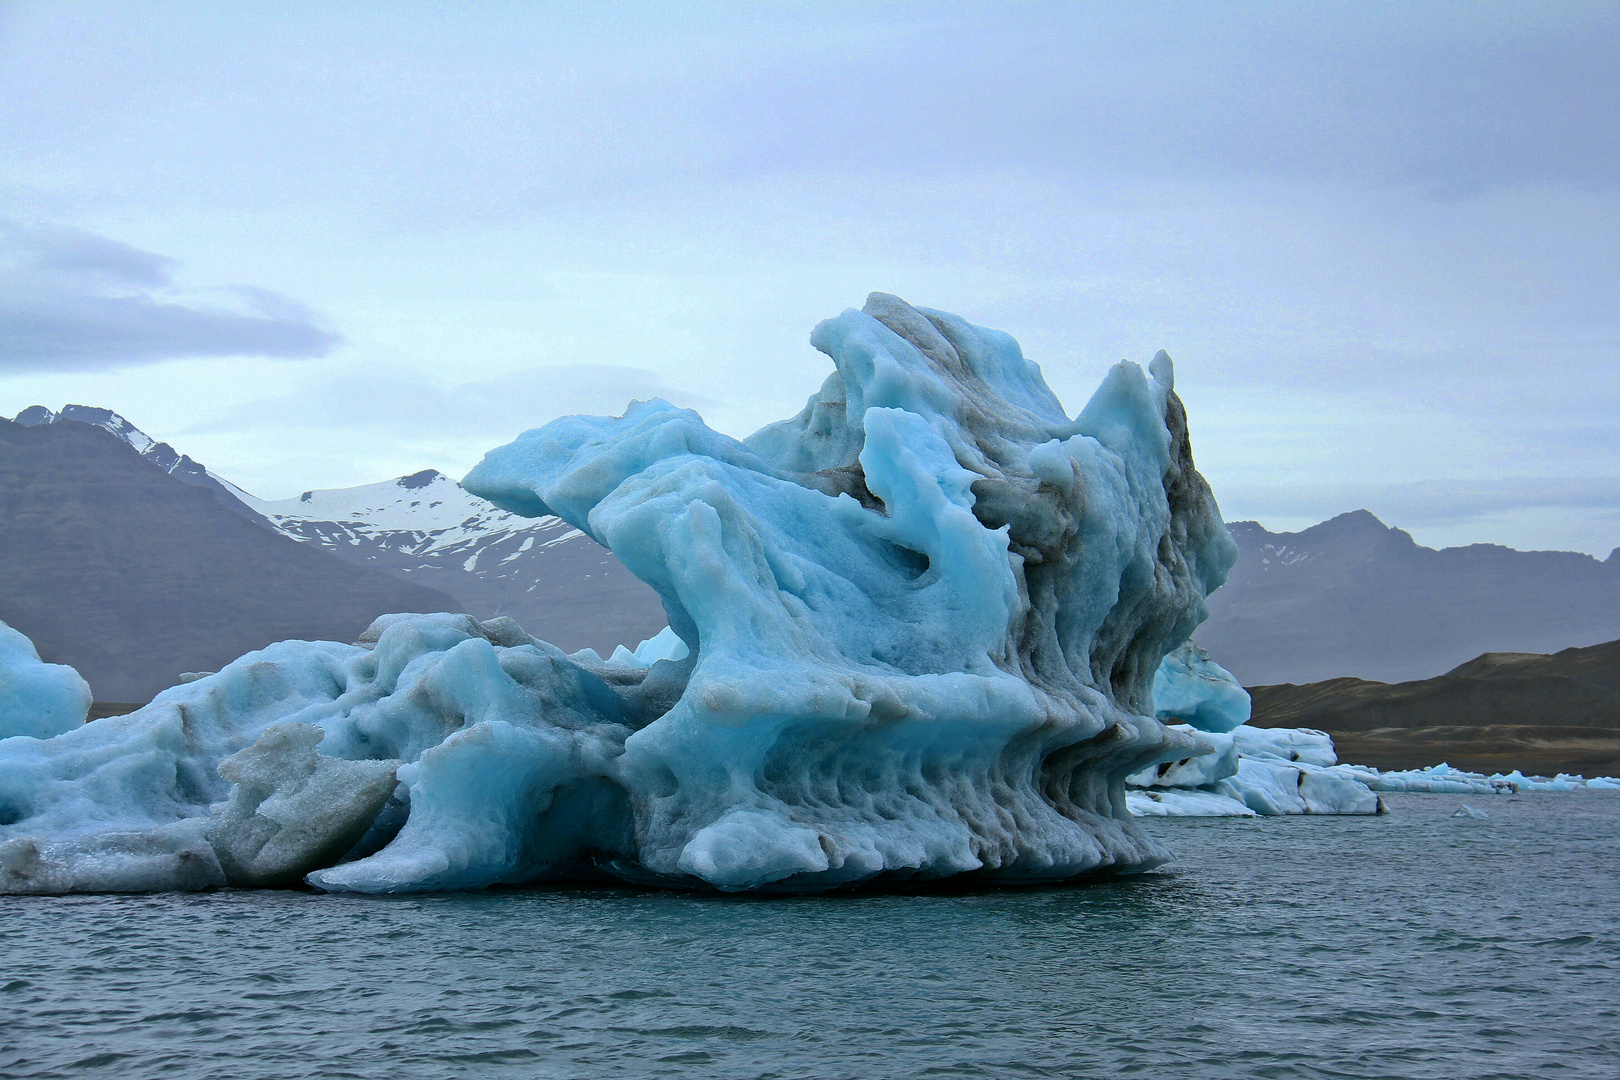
[0,792,1614,1079]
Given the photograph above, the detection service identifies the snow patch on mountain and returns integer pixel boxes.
[243,469,584,557]
[240,471,668,655]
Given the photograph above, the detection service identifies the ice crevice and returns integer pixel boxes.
[1,293,1243,894]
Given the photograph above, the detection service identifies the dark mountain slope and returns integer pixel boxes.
[1199,511,1620,685]
[14,404,269,527]
[0,418,463,701]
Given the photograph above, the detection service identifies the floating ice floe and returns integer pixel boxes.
[1,294,1242,894]
[1123,647,1620,814]
[1124,643,1382,817]
[0,620,91,741]
[1351,764,1612,794]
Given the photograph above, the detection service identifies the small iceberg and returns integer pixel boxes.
[1451,805,1490,820]
[0,619,91,741]
[1124,644,1383,817]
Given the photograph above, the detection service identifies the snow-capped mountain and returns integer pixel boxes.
[9,405,667,655]
[13,405,267,525]
[1,414,461,701]
[240,470,668,655]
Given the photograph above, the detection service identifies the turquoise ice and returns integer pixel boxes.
[0,619,90,741]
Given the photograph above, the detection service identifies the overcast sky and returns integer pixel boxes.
[2,2,1616,554]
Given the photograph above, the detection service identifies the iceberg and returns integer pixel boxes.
[0,293,1239,894]
[0,620,91,741]
[1355,762,1507,795]
[1487,770,1585,792]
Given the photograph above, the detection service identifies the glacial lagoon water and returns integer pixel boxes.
[2,791,1616,1080]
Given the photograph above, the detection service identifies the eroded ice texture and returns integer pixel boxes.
[0,294,1236,893]
[0,620,91,741]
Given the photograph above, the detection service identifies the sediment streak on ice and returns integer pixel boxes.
[0,294,1239,893]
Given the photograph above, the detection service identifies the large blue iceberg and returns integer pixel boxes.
[0,294,1238,894]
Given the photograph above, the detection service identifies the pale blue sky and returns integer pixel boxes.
[2,2,1616,553]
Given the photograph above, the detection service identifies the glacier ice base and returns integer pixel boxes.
[1,293,1241,894]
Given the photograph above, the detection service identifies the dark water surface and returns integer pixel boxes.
[2,792,1616,1079]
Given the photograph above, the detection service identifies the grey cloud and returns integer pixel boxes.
[0,221,340,372]
[703,4,1620,197]
[1222,477,1620,530]
[5,4,1614,228]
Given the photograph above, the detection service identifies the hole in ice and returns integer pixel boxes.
[876,540,930,581]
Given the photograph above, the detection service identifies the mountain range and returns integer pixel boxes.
[7,404,1619,702]
[1198,511,1620,685]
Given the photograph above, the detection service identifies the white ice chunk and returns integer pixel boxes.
[1357,762,1504,794]
[1211,756,1380,816]
[1126,724,1238,788]
[608,626,690,669]
[1125,789,1257,817]
[1489,770,1585,792]
[1232,725,1338,767]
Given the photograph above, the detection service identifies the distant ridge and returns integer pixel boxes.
[0,417,463,701]
[1198,510,1620,685]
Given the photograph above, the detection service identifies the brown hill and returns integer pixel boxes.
[1248,639,1620,774]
